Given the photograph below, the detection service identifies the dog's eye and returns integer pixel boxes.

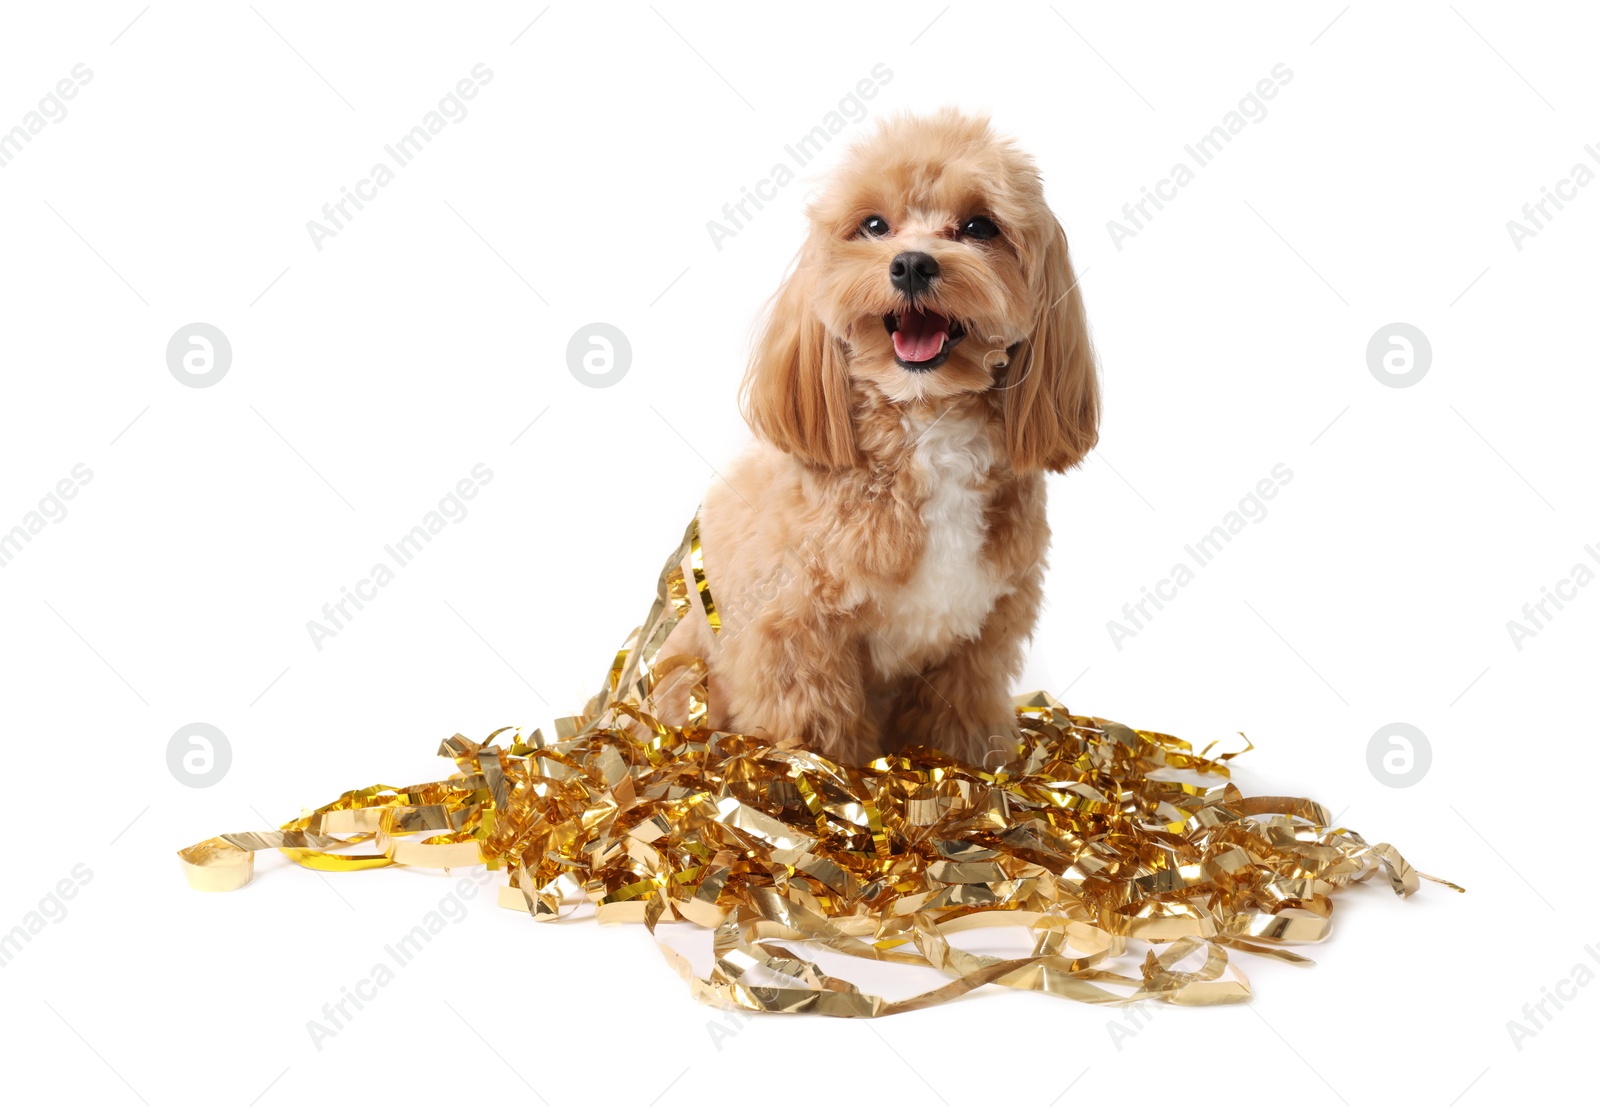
[960,216,1000,240]
[859,215,891,238]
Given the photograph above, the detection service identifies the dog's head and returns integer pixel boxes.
[742,109,1099,473]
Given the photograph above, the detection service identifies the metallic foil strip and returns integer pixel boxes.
[179,516,1459,1015]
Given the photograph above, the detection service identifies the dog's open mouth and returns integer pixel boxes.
[883,307,967,371]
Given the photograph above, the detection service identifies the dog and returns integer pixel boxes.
[655,109,1099,768]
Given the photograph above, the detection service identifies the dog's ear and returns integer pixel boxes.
[740,252,857,470]
[1004,219,1100,473]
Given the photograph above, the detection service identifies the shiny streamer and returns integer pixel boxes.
[180,517,1459,1014]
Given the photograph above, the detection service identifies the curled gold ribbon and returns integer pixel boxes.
[180,516,1460,1014]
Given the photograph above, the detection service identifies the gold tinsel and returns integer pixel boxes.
[179,518,1458,1015]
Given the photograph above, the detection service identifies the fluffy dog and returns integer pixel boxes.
[657,109,1099,767]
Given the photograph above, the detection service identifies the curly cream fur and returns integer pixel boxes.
[656,110,1099,767]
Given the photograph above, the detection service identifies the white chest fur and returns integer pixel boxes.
[869,409,1004,678]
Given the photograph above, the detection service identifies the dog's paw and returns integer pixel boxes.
[948,722,1026,769]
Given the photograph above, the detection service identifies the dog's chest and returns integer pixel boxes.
[869,411,1004,677]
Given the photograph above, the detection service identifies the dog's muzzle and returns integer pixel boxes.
[884,307,967,371]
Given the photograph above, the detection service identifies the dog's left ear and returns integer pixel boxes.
[739,250,858,470]
[1003,219,1100,473]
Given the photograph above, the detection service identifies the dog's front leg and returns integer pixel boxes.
[715,469,926,764]
[719,610,883,766]
[890,570,1042,766]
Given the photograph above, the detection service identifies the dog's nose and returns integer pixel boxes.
[889,251,939,294]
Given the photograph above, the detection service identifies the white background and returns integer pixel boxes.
[2,2,1595,1109]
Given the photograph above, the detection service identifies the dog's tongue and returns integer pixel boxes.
[893,307,949,363]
